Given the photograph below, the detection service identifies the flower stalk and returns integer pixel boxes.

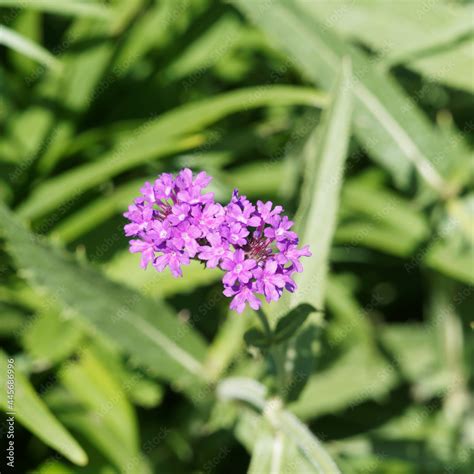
[255,308,286,396]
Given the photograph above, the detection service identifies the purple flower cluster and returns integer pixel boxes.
[124,169,311,313]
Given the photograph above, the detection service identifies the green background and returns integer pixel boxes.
[0,0,473,473]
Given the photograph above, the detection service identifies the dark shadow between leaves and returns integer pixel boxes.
[286,324,322,402]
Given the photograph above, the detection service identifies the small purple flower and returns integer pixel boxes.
[224,282,261,313]
[253,259,288,302]
[175,168,193,189]
[176,169,214,204]
[149,219,172,243]
[154,173,175,199]
[264,215,297,242]
[129,238,155,269]
[226,190,261,227]
[193,202,225,231]
[222,222,249,246]
[124,203,153,237]
[171,223,201,257]
[168,203,190,226]
[198,233,229,268]
[140,182,157,204]
[256,200,282,223]
[221,249,256,286]
[154,246,190,277]
[277,243,312,272]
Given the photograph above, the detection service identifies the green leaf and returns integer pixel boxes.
[248,426,315,474]
[0,202,208,387]
[408,39,474,94]
[248,429,284,474]
[59,347,141,470]
[165,13,242,80]
[273,303,317,344]
[0,304,24,336]
[18,85,327,220]
[299,0,474,93]
[233,0,461,195]
[34,460,76,474]
[267,61,352,401]
[423,197,474,285]
[8,9,42,76]
[236,409,322,473]
[58,412,150,474]
[425,240,474,285]
[51,180,144,243]
[111,0,195,71]
[225,160,287,197]
[22,309,83,366]
[105,252,222,298]
[291,58,353,310]
[334,221,424,257]
[0,25,61,72]
[113,85,326,141]
[11,3,133,176]
[217,377,267,411]
[0,351,88,466]
[342,180,429,242]
[244,328,270,349]
[268,409,340,474]
[290,345,397,420]
[18,136,200,220]
[204,311,249,382]
[218,377,341,473]
[0,0,111,18]
[325,275,375,347]
[89,340,164,409]
[381,324,446,391]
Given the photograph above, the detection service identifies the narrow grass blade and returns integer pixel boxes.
[18,136,200,220]
[218,377,341,473]
[269,409,341,474]
[217,377,267,411]
[165,13,242,80]
[292,59,353,309]
[0,203,208,387]
[18,85,326,220]
[233,0,459,195]
[0,0,111,18]
[0,351,88,466]
[300,0,474,93]
[59,347,139,469]
[0,25,61,71]
[249,430,284,474]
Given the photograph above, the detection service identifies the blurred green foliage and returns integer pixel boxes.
[0,0,473,473]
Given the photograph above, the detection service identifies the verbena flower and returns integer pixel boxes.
[124,169,311,313]
[218,191,311,313]
[124,169,214,277]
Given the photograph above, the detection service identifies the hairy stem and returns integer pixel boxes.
[255,308,286,396]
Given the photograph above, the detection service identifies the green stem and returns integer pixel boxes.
[256,307,272,337]
[255,308,286,396]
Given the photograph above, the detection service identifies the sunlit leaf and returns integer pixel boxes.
[0,202,208,387]
[218,377,341,473]
[233,0,465,196]
[0,25,61,71]
[0,0,111,18]
[0,351,88,466]
[291,59,352,309]
[19,86,327,220]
